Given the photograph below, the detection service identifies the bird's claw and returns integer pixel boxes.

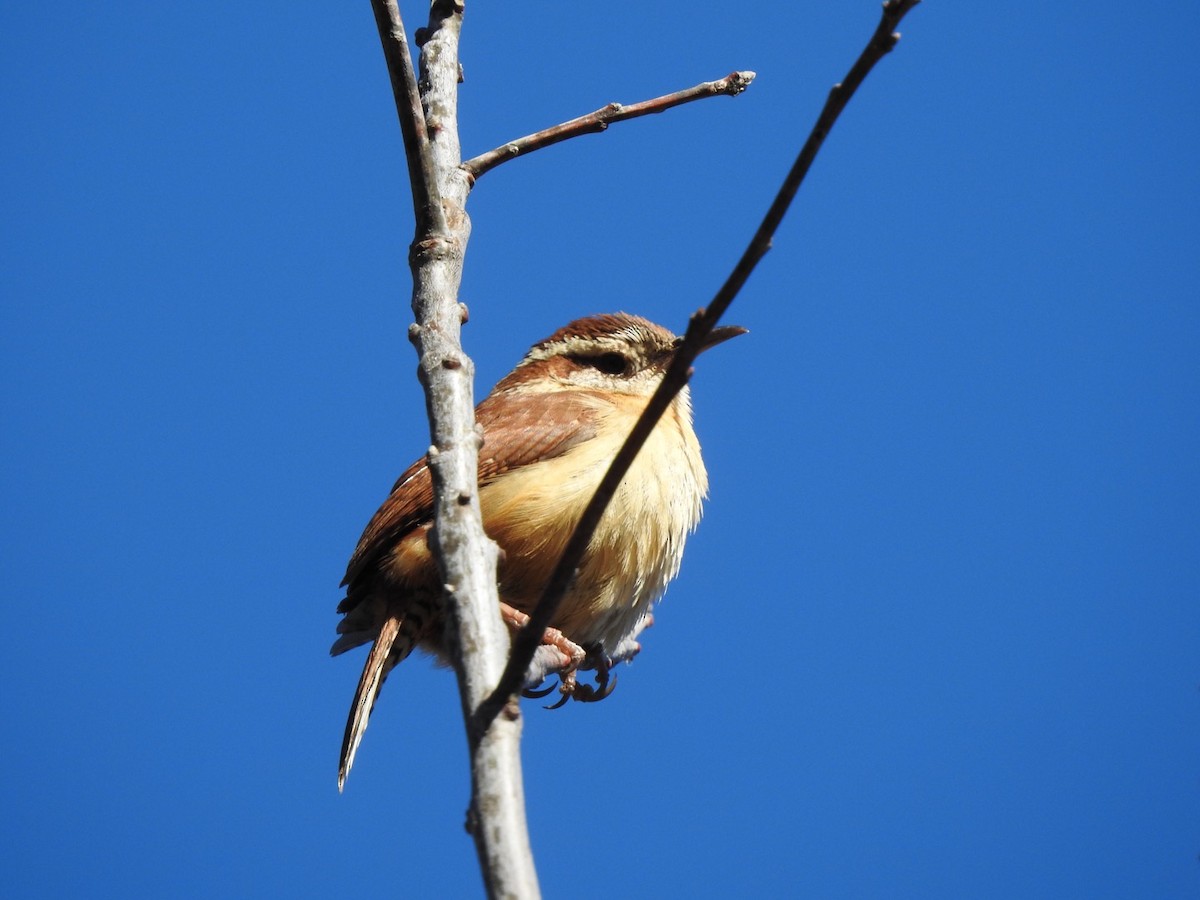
[543,645,617,708]
[573,671,618,703]
[522,681,557,699]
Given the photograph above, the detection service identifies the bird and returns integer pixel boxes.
[332,312,744,789]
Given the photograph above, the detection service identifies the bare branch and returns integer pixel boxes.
[369,0,446,234]
[368,1,540,897]
[481,0,922,722]
[714,0,923,310]
[461,70,756,181]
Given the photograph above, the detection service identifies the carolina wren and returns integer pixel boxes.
[332,312,744,788]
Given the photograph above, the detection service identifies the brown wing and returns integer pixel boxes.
[339,388,600,597]
[475,388,599,483]
[340,456,432,590]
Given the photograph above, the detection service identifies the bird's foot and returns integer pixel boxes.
[498,602,588,699]
[498,604,624,707]
[544,644,618,708]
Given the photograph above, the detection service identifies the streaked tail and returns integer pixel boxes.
[338,616,411,791]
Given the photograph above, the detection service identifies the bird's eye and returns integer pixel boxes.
[591,352,629,376]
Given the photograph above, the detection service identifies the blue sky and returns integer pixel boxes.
[3,2,1197,897]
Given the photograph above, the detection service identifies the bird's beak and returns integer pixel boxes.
[700,324,748,352]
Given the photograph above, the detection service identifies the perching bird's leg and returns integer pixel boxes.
[496,605,626,706]
[548,614,653,705]
[544,643,619,708]
[520,644,573,699]
[570,645,618,703]
[498,602,586,698]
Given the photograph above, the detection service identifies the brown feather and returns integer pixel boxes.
[338,614,403,792]
[340,459,433,594]
[337,389,601,614]
[476,387,600,480]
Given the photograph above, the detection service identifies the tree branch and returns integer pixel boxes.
[369,1,540,897]
[461,70,756,181]
[481,0,922,723]
[370,0,446,234]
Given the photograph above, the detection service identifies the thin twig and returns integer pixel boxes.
[481,0,922,723]
[370,0,447,234]
[461,71,756,181]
